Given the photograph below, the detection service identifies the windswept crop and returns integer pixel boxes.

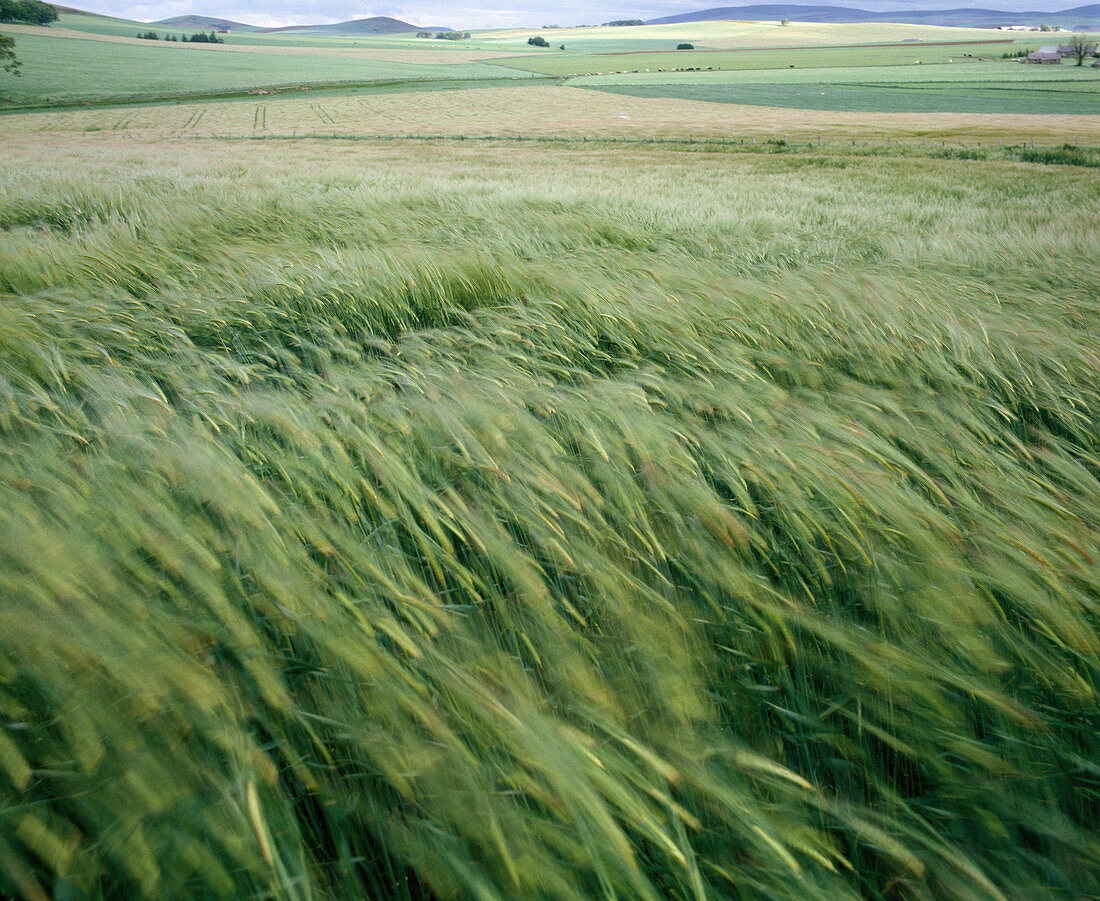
[0,144,1098,900]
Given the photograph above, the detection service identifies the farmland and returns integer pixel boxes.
[5,84,1098,145]
[490,39,1021,75]
[2,16,1094,117]
[1,13,1100,901]
[567,52,1100,116]
[0,29,519,106]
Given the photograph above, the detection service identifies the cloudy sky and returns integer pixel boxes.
[74,0,1080,30]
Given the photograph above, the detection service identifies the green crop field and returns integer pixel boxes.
[577,60,1100,85]
[475,20,1018,53]
[491,40,1022,76]
[566,51,1100,115]
[1,13,1099,901]
[2,129,1100,901]
[51,10,181,39]
[590,81,1100,115]
[0,31,510,105]
[585,71,1100,115]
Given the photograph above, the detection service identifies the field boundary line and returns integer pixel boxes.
[154,131,1098,162]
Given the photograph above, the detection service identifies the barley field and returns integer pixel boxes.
[2,12,1100,900]
[1,131,1098,900]
[4,84,1099,144]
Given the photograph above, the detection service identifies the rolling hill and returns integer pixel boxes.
[151,14,444,35]
[153,14,262,31]
[263,16,439,34]
[646,3,1100,27]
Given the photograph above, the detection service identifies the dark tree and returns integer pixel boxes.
[183,30,223,43]
[0,0,57,25]
[527,35,549,47]
[676,42,694,49]
[1068,32,1097,66]
[0,32,19,75]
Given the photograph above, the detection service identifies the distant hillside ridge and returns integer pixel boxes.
[104,9,440,34]
[646,3,1100,26]
[153,14,262,31]
[263,16,436,34]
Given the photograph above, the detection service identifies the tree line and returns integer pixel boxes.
[416,30,471,40]
[138,30,225,43]
[0,0,57,25]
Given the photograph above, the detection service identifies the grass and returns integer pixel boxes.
[5,85,1098,145]
[0,135,1098,900]
[576,61,1100,85]
[0,31,508,105]
[474,21,1020,53]
[587,79,1100,115]
[560,51,1100,116]
[2,19,1090,120]
[36,18,515,56]
[491,41,1020,76]
[53,10,187,39]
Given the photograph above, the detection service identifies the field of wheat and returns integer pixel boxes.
[4,83,1099,145]
[0,134,1097,900]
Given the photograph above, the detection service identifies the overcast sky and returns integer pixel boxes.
[75,0,1082,30]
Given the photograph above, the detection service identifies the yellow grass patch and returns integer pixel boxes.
[2,85,1096,144]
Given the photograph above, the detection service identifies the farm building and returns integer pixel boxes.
[1057,42,1097,56]
[1028,48,1062,62]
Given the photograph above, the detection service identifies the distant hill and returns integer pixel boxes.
[52,5,442,32]
[52,4,143,18]
[646,3,1100,27]
[146,12,439,34]
[263,16,435,34]
[153,15,262,31]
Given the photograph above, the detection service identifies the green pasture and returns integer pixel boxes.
[571,57,1100,115]
[491,40,1021,76]
[221,31,463,48]
[0,32,507,105]
[575,60,1098,85]
[590,79,1100,114]
[474,33,698,54]
[0,138,1099,901]
[575,58,1100,115]
[53,10,176,38]
[49,13,514,52]
[474,20,1018,53]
